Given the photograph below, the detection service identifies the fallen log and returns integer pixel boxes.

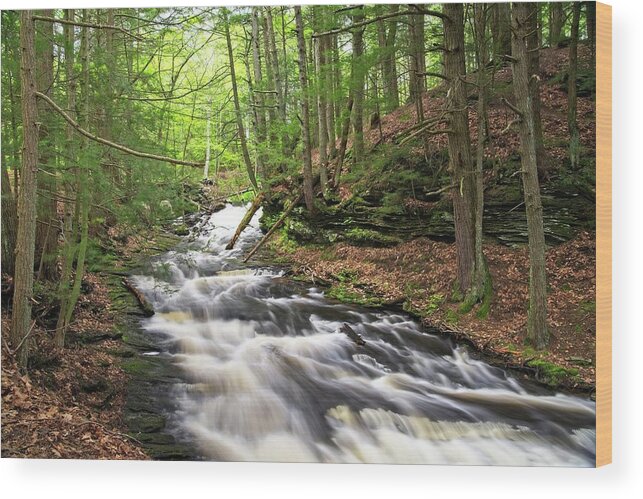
[242,191,303,262]
[340,323,366,346]
[122,278,154,316]
[226,192,265,250]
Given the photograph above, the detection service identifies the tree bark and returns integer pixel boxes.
[1,159,17,277]
[56,13,91,344]
[511,2,549,349]
[351,7,366,166]
[11,10,39,368]
[54,8,77,348]
[408,5,426,118]
[442,3,479,298]
[548,2,565,47]
[568,2,581,169]
[324,35,337,159]
[471,3,492,308]
[491,3,512,59]
[377,4,400,112]
[333,94,354,188]
[585,1,596,65]
[224,11,258,190]
[251,7,266,176]
[525,3,546,178]
[314,9,329,196]
[295,6,315,213]
[35,8,58,282]
[225,193,265,250]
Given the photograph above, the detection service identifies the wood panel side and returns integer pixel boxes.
[595,1,612,468]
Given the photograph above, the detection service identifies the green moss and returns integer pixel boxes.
[335,269,358,283]
[578,300,596,314]
[526,359,580,386]
[504,343,518,353]
[327,283,384,307]
[344,227,401,247]
[445,309,459,325]
[475,274,494,319]
[173,224,189,236]
[123,358,155,376]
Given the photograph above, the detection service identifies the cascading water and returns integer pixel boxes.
[129,204,596,466]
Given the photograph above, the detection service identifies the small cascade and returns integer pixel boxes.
[129,204,596,465]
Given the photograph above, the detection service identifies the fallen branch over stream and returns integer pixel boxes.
[122,278,154,316]
[340,323,366,346]
[226,192,265,250]
[242,191,303,262]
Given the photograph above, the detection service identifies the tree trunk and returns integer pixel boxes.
[586,1,596,65]
[226,193,265,250]
[11,10,39,368]
[472,3,492,309]
[314,10,329,196]
[377,4,400,112]
[333,94,354,188]
[568,2,581,169]
[35,9,58,282]
[261,12,278,152]
[251,7,266,176]
[57,13,92,343]
[351,7,366,166]
[511,2,549,349]
[525,3,546,178]
[54,8,77,348]
[491,3,512,59]
[265,7,285,119]
[408,6,426,120]
[265,7,289,166]
[1,159,17,277]
[549,2,564,47]
[442,3,479,298]
[224,11,258,191]
[324,35,337,159]
[204,100,211,179]
[295,6,315,213]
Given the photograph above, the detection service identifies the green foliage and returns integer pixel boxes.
[425,293,446,316]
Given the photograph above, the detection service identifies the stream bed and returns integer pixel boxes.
[125,204,596,466]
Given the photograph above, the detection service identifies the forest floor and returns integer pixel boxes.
[1,272,148,459]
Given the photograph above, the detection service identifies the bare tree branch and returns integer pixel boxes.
[32,15,144,41]
[312,8,448,38]
[35,91,203,168]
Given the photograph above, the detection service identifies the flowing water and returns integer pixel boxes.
[129,204,596,466]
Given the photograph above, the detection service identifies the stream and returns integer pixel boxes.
[127,204,596,466]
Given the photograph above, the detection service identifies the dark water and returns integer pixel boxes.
[129,204,596,466]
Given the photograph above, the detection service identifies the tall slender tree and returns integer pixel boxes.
[350,7,366,166]
[568,2,582,169]
[510,2,549,348]
[294,6,314,212]
[11,10,39,368]
[442,3,487,304]
[223,9,258,190]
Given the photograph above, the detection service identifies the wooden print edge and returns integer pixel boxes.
[595,1,612,467]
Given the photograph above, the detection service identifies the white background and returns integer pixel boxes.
[1,0,641,497]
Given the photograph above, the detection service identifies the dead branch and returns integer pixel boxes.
[32,15,143,41]
[35,92,203,168]
[313,8,448,38]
